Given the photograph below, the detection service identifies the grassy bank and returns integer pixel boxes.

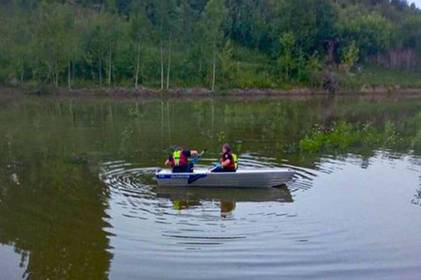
[5,59,421,96]
[337,65,421,90]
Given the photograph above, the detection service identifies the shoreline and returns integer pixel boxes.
[1,86,421,101]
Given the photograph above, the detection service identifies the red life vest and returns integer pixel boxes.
[221,152,236,171]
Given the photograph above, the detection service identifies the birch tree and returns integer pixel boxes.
[129,1,150,88]
[201,0,228,91]
[82,13,121,87]
[82,15,109,87]
[34,3,75,87]
[1,8,33,84]
[156,0,179,90]
[104,14,121,87]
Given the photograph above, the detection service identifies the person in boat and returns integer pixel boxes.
[165,146,199,173]
[213,143,238,172]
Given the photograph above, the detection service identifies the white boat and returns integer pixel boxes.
[155,168,295,188]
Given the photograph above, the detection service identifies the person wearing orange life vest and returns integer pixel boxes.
[165,146,199,173]
[213,143,238,173]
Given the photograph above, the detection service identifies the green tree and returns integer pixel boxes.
[82,14,109,87]
[33,3,76,87]
[277,32,297,81]
[340,13,393,59]
[104,14,122,87]
[219,39,236,85]
[399,15,421,51]
[279,0,337,54]
[154,0,180,90]
[129,1,151,88]
[1,8,33,84]
[82,12,122,87]
[341,41,360,70]
[201,0,228,91]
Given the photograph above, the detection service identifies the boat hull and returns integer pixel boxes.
[156,168,295,188]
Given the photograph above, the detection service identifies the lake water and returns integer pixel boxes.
[0,95,420,279]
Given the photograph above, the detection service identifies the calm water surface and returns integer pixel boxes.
[0,95,420,279]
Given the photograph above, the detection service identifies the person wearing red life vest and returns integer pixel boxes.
[213,143,238,173]
[165,146,199,173]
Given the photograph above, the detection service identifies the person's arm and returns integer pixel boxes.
[165,156,174,167]
[220,154,232,167]
[183,150,199,158]
[221,159,231,167]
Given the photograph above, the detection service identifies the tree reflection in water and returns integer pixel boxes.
[0,158,112,279]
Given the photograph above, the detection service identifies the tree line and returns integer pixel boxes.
[0,0,420,90]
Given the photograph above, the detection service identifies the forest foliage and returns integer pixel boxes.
[0,0,421,90]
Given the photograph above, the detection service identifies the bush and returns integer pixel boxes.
[299,121,402,154]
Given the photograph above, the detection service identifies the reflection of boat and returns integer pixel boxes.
[155,185,293,203]
[155,168,295,188]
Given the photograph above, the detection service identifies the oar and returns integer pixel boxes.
[209,163,221,172]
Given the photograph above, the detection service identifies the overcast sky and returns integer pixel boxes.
[411,0,421,7]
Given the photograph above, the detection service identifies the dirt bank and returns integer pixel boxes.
[1,86,421,101]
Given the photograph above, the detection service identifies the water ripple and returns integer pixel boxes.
[99,153,421,279]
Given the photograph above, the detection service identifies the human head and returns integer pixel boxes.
[170,145,183,154]
[222,143,231,154]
